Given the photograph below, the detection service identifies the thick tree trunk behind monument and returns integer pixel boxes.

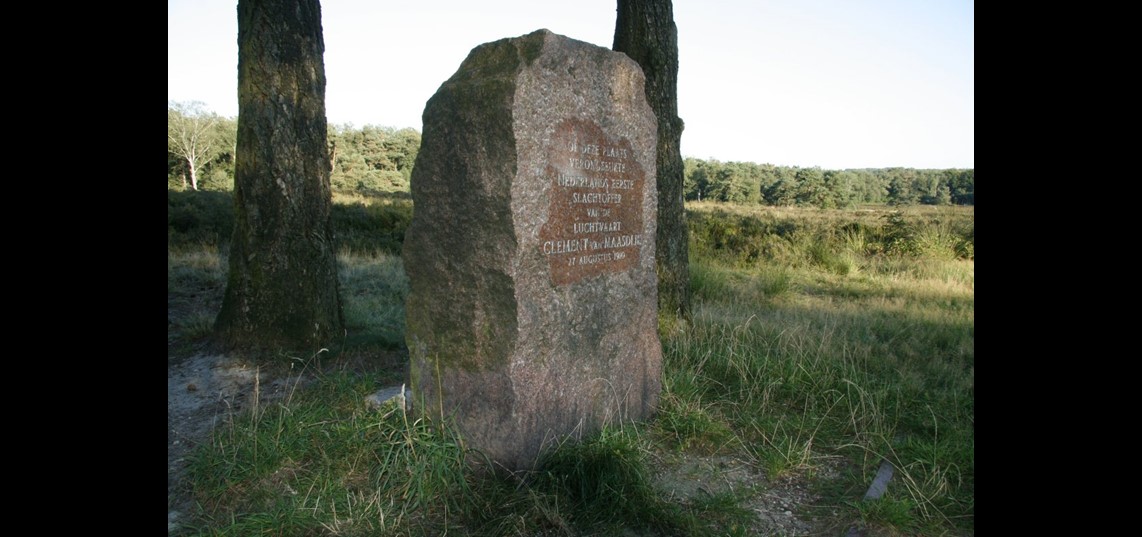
[214,0,343,352]
[613,0,691,321]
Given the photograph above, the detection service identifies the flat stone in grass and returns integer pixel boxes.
[365,385,411,411]
[403,29,663,471]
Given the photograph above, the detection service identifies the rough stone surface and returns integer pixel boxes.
[403,29,663,472]
[365,385,411,411]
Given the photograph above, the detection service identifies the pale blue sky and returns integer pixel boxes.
[168,0,973,169]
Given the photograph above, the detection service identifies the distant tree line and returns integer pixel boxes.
[170,103,971,207]
[684,158,974,207]
[168,102,420,195]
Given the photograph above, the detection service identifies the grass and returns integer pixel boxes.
[182,366,753,536]
[169,193,974,535]
[167,245,228,353]
[166,249,410,359]
[167,189,412,358]
[186,369,475,535]
[665,202,974,533]
[338,251,408,349]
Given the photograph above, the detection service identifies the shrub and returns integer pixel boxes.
[167,190,235,250]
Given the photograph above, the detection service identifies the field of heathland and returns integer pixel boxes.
[168,189,973,536]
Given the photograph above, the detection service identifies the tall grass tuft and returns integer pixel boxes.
[654,382,736,454]
[534,426,662,529]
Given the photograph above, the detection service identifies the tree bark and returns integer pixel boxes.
[187,159,199,191]
[613,0,691,321]
[214,0,344,353]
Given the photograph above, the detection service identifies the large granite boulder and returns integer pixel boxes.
[404,29,663,471]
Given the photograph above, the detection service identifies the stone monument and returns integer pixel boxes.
[403,29,663,471]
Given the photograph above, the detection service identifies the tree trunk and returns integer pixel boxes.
[613,0,691,321]
[187,158,199,191]
[214,0,344,354]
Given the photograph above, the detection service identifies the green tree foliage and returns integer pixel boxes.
[168,101,236,191]
[824,170,856,208]
[764,166,800,206]
[948,169,974,205]
[724,161,763,203]
[682,157,707,201]
[848,169,888,204]
[328,124,420,194]
[793,167,829,207]
[683,158,974,207]
[885,168,919,205]
[200,117,238,191]
[167,113,420,195]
